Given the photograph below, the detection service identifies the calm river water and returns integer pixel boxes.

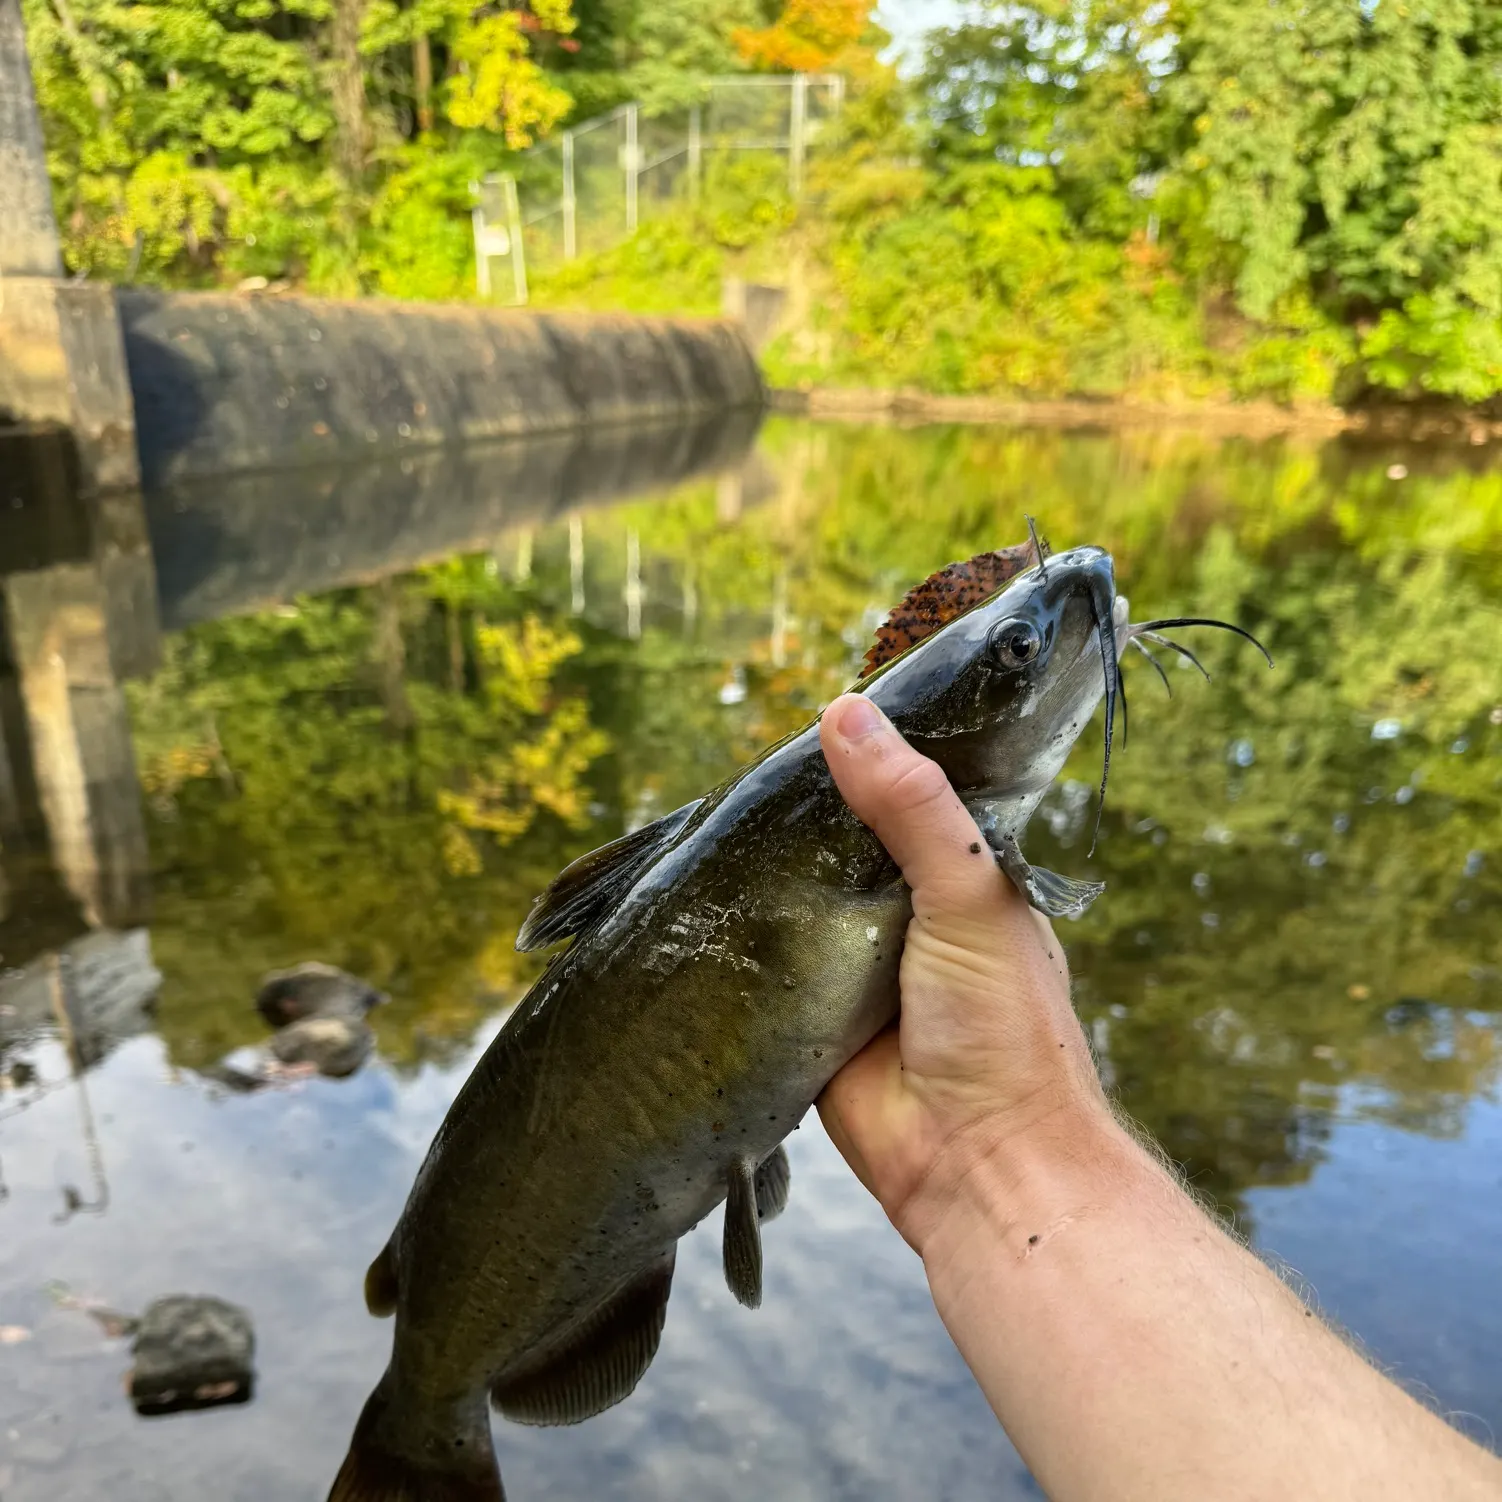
[2,416,1500,1499]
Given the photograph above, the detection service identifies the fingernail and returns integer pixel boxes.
[831,694,887,743]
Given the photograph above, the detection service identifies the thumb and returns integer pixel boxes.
[820,693,1020,922]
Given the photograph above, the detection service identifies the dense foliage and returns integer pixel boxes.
[24,0,1502,402]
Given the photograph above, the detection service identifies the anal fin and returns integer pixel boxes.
[723,1157,763,1309]
[754,1144,790,1224]
[994,834,1105,920]
[490,1251,675,1426]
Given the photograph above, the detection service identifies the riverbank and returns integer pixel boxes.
[768,386,1502,446]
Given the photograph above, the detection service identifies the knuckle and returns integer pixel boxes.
[880,754,956,821]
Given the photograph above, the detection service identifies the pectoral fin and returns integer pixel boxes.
[491,1251,676,1426]
[516,801,702,951]
[994,835,1105,920]
[723,1157,763,1309]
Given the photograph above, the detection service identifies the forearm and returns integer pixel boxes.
[916,1105,1502,1502]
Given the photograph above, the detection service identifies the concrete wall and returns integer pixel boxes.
[120,289,765,490]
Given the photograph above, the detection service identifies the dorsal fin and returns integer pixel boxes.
[861,539,1044,678]
[515,800,702,952]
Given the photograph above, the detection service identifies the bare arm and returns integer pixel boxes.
[816,692,1502,1502]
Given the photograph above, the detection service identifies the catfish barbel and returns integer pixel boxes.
[329,538,1269,1502]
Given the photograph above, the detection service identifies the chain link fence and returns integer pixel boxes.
[472,75,844,305]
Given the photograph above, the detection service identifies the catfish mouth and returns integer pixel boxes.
[1047,544,1274,854]
[1090,603,1274,852]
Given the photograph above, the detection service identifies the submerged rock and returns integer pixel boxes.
[268,1013,374,1078]
[254,962,386,1028]
[129,1295,255,1415]
[202,961,385,1088]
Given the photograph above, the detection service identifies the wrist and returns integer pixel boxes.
[903,1092,1161,1273]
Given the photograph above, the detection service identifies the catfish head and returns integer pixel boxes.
[855,537,1270,919]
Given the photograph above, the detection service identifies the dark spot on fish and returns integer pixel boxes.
[768,1115,777,1122]
[812,1048,823,1059]
[716,1087,724,1097]
[970,841,982,854]
[1028,1234,1039,1246]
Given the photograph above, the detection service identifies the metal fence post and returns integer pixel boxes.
[470,183,491,298]
[569,516,585,615]
[789,73,808,198]
[505,175,527,304]
[689,105,702,201]
[624,103,639,233]
[562,130,577,260]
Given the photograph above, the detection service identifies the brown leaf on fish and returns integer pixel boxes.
[860,538,1044,678]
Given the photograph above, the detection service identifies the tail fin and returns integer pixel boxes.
[328,1372,504,1502]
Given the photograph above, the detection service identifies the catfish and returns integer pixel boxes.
[328,540,1268,1502]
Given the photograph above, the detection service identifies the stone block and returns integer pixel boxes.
[0,279,140,491]
[129,1296,255,1414]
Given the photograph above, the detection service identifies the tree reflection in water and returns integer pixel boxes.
[125,419,1502,1225]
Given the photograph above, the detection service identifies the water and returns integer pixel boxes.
[2,416,1500,1497]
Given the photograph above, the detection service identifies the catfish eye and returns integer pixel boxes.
[990,619,1042,670]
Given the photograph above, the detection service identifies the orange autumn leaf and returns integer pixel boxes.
[733,0,871,73]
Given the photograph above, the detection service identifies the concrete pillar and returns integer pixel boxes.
[2,562,152,931]
[0,0,63,278]
[0,426,157,937]
[0,280,142,491]
[0,0,140,493]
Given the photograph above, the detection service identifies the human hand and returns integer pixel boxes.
[816,693,1114,1256]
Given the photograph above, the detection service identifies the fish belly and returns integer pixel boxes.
[385,858,909,1399]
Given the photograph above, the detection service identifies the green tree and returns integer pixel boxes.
[1171,0,1502,397]
[23,0,576,287]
